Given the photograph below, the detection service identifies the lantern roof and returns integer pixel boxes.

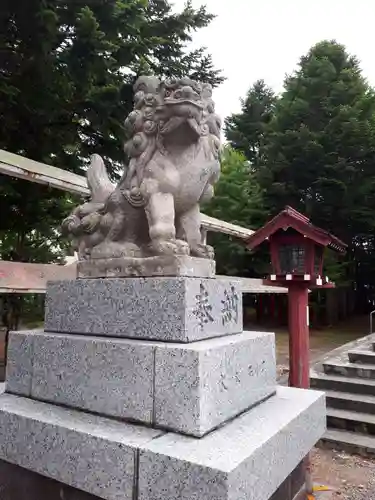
[246,206,347,253]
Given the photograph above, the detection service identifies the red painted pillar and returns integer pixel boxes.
[288,284,310,389]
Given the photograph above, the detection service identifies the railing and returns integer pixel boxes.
[0,149,289,294]
[0,149,254,240]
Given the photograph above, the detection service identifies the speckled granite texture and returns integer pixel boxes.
[0,388,325,500]
[138,387,326,500]
[154,330,276,435]
[0,394,163,500]
[44,277,243,342]
[6,330,276,436]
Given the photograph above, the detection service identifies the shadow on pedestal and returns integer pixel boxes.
[270,460,305,500]
[0,458,305,500]
[0,460,101,500]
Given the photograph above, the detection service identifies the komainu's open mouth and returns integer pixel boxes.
[159,116,200,138]
[163,98,204,109]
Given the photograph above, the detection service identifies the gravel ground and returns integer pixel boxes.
[311,448,375,499]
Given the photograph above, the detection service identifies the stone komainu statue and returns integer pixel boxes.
[62,76,221,261]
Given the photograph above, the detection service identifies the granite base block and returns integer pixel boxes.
[77,255,215,278]
[6,330,155,423]
[5,332,33,396]
[44,277,242,342]
[0,389,324,500]
[154,330,276,436]
[138,387,326,500]
[6,330,276,436]
[0,394,163,500]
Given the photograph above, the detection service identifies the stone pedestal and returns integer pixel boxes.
[45,277,243,342]
[76,255,216,279]
[6,329,276,436]
[0,274,326,499]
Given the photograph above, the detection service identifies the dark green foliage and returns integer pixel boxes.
[258,41,375,292]
[225,79,277,167]
[203,146,268,277]
[0,0,222,264]
[0,0,222,173]
[224,40,375,316]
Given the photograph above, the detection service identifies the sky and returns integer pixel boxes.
[173,0,375,123]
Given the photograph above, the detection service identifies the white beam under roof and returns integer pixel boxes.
[0,149,89,196]
[217,276,287,294]
[0,261,287,294]
[0,151,282,292]
[0,149,254,239]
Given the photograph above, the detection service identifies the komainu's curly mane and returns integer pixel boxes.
[62,74,222,266]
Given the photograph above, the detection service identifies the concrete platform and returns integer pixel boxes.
[310,372,375,395]
[0,387,325,500]
[327,407,375,435]
[6,330,276,437]
[325,390,375,414]
[348,349,375,364]
[321,429,375,457]
[311,332,375,457]
[323,360,375,379]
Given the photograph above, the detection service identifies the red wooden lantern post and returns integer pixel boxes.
[246,206,346,389]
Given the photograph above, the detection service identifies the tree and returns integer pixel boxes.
[203,146,267,277]
[0,0,223,264]
[0,0,223,328]
[1,0,222,173]
[258,40,375,303]
[225,79,277,167]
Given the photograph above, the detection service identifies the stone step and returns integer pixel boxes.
[327,407,375,436]
[310,373,375,395]
[348,350,375,364]
[323,360,375,379]
[320,429,375,457]
[325,390,375,414]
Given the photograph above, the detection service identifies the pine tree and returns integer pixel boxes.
[259,40,375,292]
[225,79,277,167]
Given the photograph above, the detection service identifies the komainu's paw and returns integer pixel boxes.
[175,239,190,255]
[91,242,141,259]
[151,238,190,256]
[190,243,215,259]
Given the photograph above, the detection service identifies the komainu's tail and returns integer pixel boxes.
[86,154,114,203]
